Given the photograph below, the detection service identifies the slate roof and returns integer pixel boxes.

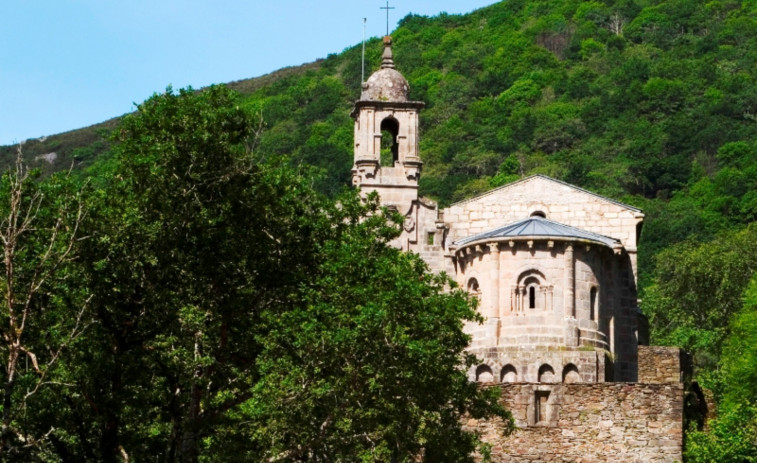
[453,216,621,249]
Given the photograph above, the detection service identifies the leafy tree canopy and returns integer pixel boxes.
[2,85,509,462]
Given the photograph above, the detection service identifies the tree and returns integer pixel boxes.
[69,85,331,463]
[59,85,508,463]
[685,276,757,463]
[216,192,511,462]
[642,224,757,370]
[0,152,88,460]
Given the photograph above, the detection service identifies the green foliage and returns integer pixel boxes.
[66,84,279,461]
[18,85,508,462]
[686,402,757,463]
[685,277,757,462]
[220,192,511,462]
[490,154,522,188]
[720,278,757,405]
[642,224,757,370]
[0,159,89,460]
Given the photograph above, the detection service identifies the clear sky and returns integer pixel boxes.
[1,1,496,146]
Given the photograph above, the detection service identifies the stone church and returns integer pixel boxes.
[352,36,689,463]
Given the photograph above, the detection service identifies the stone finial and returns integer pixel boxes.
[381,36,395,69]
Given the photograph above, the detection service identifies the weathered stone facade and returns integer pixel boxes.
[352,37,686,462]
[467,383,684,463]
[638,345,692,384]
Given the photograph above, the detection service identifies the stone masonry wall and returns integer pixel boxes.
[441,176,644,281]
[443,176,643,250]
[467,383,684,463]
[467,348,605,383]
[638,346,690,384]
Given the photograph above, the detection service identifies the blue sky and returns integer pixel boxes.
[1,1,496,146]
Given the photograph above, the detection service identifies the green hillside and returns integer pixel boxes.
[2,1,757,458]
[7,0,757,217]
[236,0,757,202]
[232,0,757,365]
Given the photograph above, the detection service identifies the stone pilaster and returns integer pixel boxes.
[487,242,500,319]
[564,243,575,318]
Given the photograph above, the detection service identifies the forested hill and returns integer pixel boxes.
[3,1,756,248]
[5,0,756,202]
[5,1,757,333]
[6,0,757,330]
[239,0,757,208]
[7,0,757,223]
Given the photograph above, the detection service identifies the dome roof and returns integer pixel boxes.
[360,36,410,102]
[454,216,621,249]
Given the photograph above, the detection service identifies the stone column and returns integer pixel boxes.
[487,243,500,319]
[565,243,575,318]
[541,287,548,311]
[548,286,554,312]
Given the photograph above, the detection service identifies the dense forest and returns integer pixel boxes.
[2,0,757,460]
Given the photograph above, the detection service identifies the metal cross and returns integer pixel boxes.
[380,1,395,36]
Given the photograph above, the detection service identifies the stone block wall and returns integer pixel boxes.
[407,197,447,271]
[443,176,643,251]
[638,346,691,384]
[468,383,684,463]
[441,176,644,281]
[467,348,605,383]
[447,236,639,380]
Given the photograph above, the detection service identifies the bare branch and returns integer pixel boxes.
[0,148,90,454]
[22,297,93,405]
[19,347,39,373]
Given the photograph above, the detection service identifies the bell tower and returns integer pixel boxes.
[351,36,425,212]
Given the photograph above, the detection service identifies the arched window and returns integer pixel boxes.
[515,269,550,313]
[528,286,536,309]
[530,210,546,218]
[523,276,540,310]
[538,364,556,383]
[476,364,494,383]
[562,364,581,383]
[380,117,399,167]
[590,287,598,321]
[467,278,481,299]
[501,364,518,383]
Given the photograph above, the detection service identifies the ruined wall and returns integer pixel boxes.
[468,383,684,463]
[638,346,691,384]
